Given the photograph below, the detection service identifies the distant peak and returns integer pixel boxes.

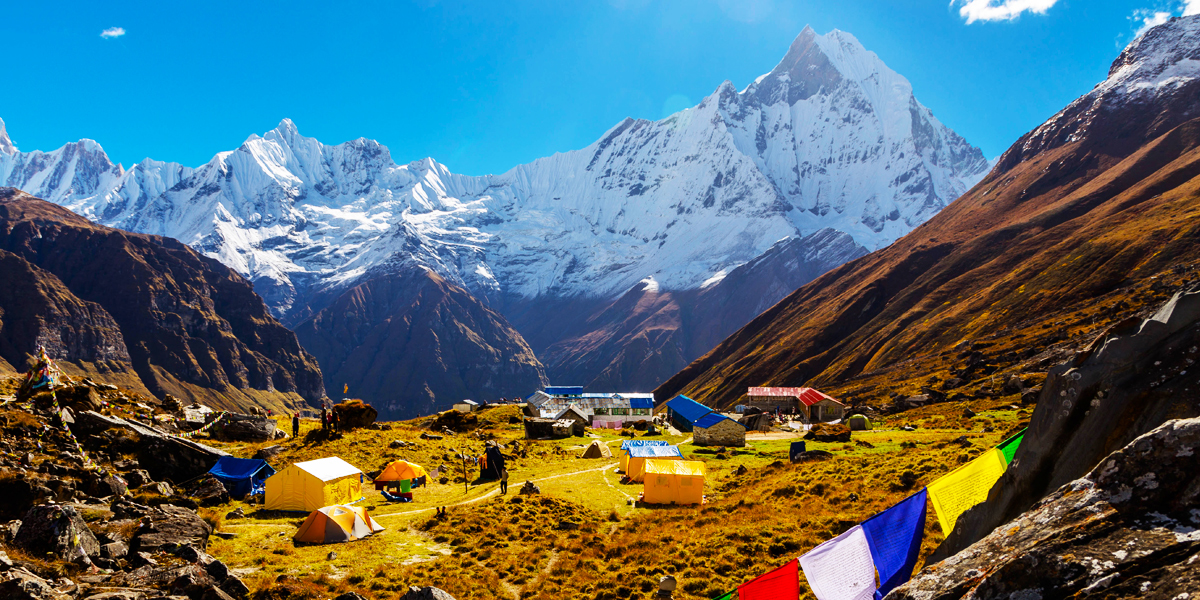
[0,117,16,154]
[274,118,300,137]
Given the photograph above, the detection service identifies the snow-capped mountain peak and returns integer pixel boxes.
[0,117,16,154]
[2,26,990,325]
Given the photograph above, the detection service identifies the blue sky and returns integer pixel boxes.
[1,0,1195,175]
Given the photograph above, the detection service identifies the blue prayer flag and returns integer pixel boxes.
[861,488,927,599]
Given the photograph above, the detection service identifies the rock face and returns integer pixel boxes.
[657,15,1200,409]
[0,189,325,414]
[804,423,851,442]
[890,417,1200,599]
[295,270,547,420]
[933,285,1200,558]
[1,26,987,405]
[13,504,101,564]
[131,504,213,553]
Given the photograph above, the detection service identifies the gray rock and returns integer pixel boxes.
[84,591,148,600]
[125,470,152,488]
[14,504,101,564]
[191,477,229,507]
[213,413,276,442]
[224,508,244,520]
[0,567,69,600]
[101,542,129,559]
[217,575,248,599]
[147,482,174,497]
[892,417,1200,600]
[251,445,283,461]
[0,550,12,569]
[132,505,213,554]
[398,587,456,600]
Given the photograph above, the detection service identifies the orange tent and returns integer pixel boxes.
[293,505,384,544]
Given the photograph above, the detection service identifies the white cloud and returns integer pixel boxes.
[1132,9,1173,37]
[1184,0,1200,15]
[100,27,125,39]
[954,0,1060,24]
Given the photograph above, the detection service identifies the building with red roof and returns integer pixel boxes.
[746,387,845,423]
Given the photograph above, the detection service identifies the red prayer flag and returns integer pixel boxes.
[739,559,800,600]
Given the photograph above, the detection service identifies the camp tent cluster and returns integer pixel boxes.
[617,440,706,506]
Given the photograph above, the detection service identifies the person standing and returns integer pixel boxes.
[331,410,340,433]
[292,413,300,439]
[321,407,328,431]
[500,468,509,495]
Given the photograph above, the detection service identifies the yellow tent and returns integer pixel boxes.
[642,459,705,505]
[580,440,612,458]
[625,446,683,482]
[265,457,364,512]
[293,504,384,544]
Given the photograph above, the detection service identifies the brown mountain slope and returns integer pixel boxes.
[510,230,866,392]
[657,18,1200,409]
[294,269,547,420]
[0,188,325,412]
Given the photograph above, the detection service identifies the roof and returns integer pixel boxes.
[630,397,655,409]
[545,386,584,395]
[554,406,588,420]
[628,445,683,458]
[209,456,274,480]
[456,399,478,406]
[293,457,362,481]
[644,459,705,477]
[747,386,843,407]
[666,395,712,423]
[695,412,745,429]
[620,439,670,450]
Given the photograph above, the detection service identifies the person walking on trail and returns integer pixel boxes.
[292,413,300,439]
[321,407,328,431]
[331,410,340,433]
[500,468,509,494]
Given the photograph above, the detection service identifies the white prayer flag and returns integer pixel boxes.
[800,524,877,600]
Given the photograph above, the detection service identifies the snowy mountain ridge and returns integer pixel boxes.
[1,27,990,324]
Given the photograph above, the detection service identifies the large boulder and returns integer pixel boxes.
[397,587,456,600]
[191,476,229,507]
[213,413,275,442]
[0,567,71,600]
[891,417,1200,599]
[804,422,851,442]
[13,504,101,565]
[137,435,227,484]
[131,504,213,554]
[333,400,377,430]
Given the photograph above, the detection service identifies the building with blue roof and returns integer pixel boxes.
[664,395,712,432]
[693,412,747,447]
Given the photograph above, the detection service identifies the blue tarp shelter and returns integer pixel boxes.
[694,412,741,429]
[665,395,712,432]
[208,456,276,498]
[630,397,655,410]
[619,439,670,452]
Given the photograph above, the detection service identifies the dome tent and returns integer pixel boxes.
[293,505,384,544]
[580,440,612,458]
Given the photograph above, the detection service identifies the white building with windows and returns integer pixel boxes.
[525,386,655,428]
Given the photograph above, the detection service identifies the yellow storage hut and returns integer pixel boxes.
[642,459,705,505]
[265,457,364,512]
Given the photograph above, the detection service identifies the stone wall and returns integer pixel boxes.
[694,419,746,447]
[747,396,799,412]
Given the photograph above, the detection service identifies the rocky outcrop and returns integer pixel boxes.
[397,587,456,600]
[0,188,325,414]
[213,413,275,441]
[130,504,213,554]
[75,410,228,483]
[332,399,377,430]
[13,504,101,565]
[890,417,1200,599]
[933,285,1200,559]
[294,269,547,420]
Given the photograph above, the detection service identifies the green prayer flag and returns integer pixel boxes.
[710,592,735,600]
[997,428,1026,466]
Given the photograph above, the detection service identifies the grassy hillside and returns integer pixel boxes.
[188,400,1025,600]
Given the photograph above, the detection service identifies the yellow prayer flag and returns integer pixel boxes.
[927,448,1008,535]
[343,383,348,394]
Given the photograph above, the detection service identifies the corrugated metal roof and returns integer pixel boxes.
[748,386,807,397]
[748,387,843,407]
[545,386,584,395]
[695,412,743,429]
[620,439,670,450]
[667,395,711,423]
[628,445,683,458]
[798,388,842,407]
[644,459,705,476]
